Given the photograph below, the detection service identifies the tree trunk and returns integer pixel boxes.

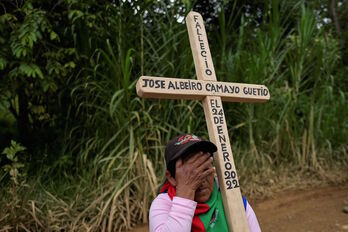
[17,87,30,146]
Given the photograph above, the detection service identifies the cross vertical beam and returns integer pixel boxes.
[186,12,249,231]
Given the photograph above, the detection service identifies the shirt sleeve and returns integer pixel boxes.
[246,203,262,232]
[149,194,197,232]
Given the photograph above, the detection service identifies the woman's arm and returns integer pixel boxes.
[149,194,197,232]
[246,203,262,232]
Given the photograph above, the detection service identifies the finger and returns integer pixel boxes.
[193,154,212,170]
[184,151,203,163]
[200,166,215,178]
[187,152,211,168]
[198,152,212,162]
[196,157,214,173]
[202,152,212,157]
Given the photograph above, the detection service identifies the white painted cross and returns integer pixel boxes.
[136,11,270,231]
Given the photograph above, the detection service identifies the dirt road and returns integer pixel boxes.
[252,183,348,232]
[131,183,348,232]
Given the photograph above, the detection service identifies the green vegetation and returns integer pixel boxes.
[0,0,347,230]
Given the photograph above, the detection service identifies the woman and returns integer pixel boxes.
[149,134,261,231]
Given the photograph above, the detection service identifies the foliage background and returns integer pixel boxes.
[0,0,347,231]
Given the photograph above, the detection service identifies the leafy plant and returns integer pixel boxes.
[1,140,26,185]
[0,1,76,158]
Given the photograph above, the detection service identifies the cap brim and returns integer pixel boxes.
[170,140,217,163]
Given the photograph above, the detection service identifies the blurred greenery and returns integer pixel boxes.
[0,0,347,230]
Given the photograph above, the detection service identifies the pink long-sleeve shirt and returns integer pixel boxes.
[149,193,261,232]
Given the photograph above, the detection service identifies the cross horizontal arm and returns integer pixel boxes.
[136,76,270,103]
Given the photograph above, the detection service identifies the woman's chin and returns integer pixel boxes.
[194,188,211,202]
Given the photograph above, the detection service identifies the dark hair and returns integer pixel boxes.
[167,160,176,178]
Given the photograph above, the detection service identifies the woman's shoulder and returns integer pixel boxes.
[150,193,171,211]
[153,192,171,202]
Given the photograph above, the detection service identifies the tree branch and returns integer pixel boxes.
[330,0,341,36]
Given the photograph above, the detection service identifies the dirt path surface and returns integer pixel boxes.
[251,183,348,232]
[131,183,348,232]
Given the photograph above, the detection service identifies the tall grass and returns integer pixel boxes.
[1,1,347,230]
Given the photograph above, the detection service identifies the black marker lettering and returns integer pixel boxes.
[205,69,212,76]
[168,81,175,90]
[243,87,248,95]
[210,98,215,107]
[215,99,220,108]
[225,162,232,170]
[223,85,229,93]
[206,83,211,92]
[235,86,240,93]
[201,51,207,57]
[148,79,154,88]
[142,78,149,87]
[221,143,227,152]
[217,125,223,134]
[223,152,230,162]
[217,84,223,93]
[204,60,209,68]
[213,116,219,124]
[197,83,202,90]
[219,134,226,143]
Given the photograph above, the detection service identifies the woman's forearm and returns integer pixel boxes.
[149,194,197,232]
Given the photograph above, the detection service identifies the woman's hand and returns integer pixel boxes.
[175,152,215,200]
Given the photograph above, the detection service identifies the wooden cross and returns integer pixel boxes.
[136,11,270,231]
